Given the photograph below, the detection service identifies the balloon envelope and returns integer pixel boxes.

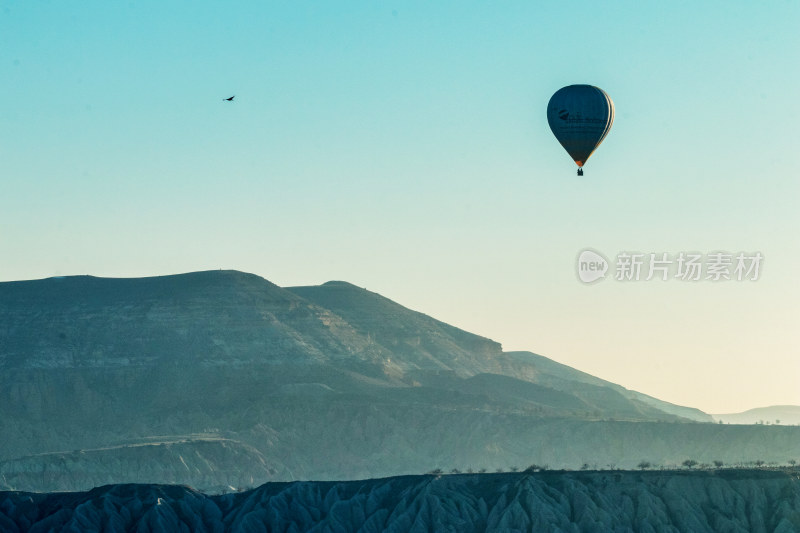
[547,85,614,167]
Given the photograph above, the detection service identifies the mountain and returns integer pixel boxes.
[287,281,710,422]
[498,350,710,422]
[713,406,800,426]
[287,280,503,377]
[1,270,797,492]
[3,470,800,532]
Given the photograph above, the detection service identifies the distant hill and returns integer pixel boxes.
[1,270,797,492]
[713,406,800,426]
[3,470,800,532]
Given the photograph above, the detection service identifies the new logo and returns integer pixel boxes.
[576,249,608,283]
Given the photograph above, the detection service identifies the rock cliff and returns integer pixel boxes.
[2,470,799,532]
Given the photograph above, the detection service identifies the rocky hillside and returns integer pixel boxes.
[2,470,800,532]
[2,270,798,493]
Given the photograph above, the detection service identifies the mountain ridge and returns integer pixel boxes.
[2,269,797,493]
[3,470,800,532]
[713,405,800,426]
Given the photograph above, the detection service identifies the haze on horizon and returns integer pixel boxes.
[1,2,797,414]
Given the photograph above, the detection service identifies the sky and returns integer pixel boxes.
[1,1,798,414]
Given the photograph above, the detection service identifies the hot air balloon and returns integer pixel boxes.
[547,85,614,175]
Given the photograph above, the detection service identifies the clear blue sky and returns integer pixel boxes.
[1,1,798,413]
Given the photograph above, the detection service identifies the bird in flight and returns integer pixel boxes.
[223,95,235,102]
